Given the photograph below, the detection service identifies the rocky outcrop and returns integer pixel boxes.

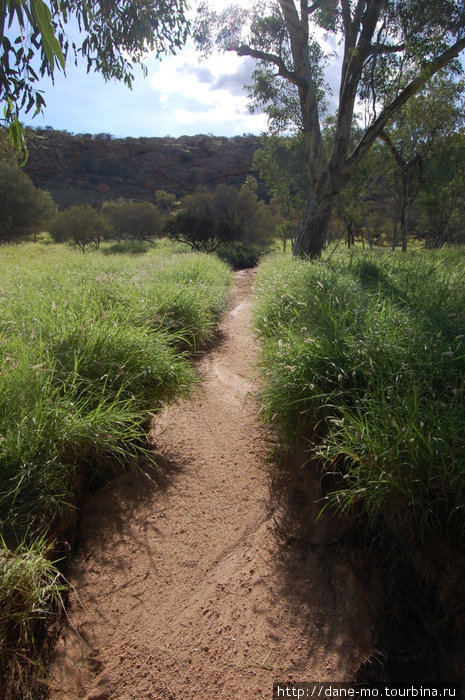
[24,129,261,208]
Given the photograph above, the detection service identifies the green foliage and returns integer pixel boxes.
[102,200,163,243]
[0,537,63,699]
[216,242,268,269]
[1,1,190,149]
[253,134,308,249]
[164,182,275,253]
[164,210,227,252]
[379,73,465,250]
[0,127,21,165]
[50,204,110,251]
[154,189,177,214]
[0,243,231,694]
[418,131,465,247]
[254,250,465,548]
[0,162,56,243]
[103,240,152,255]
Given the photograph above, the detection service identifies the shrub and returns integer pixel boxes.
[216,242,268,269]
[103,240,151,255]
[164,210,236,252]
[102,200,162,243]
[154,189,177,214]
[164,181,276,253]
[0,163,56,243]
[50,205,110,251]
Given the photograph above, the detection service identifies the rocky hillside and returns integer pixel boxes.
[24,128,261,208]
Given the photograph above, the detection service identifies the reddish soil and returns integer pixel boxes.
[47,269,374,700]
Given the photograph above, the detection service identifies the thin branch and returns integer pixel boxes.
[368,42,406,56]
[235,43,305,87]
[379,129,406,169]
[344,34,465,178]
[307,0,325,14]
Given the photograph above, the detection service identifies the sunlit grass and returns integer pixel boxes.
[0,242,232,693]
[0,537,64,700]
[254,248,465,547]
[0,244,231,542]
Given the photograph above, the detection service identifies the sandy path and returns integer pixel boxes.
[48,269,373,700]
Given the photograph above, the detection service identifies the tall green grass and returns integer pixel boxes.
[0,537,64,699]
[0,245,231,543]
[254,249,465,547]
[0,243,232,693]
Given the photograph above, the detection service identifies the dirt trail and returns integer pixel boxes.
[48,269,373,700]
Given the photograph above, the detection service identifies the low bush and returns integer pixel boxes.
[49,205,110,251]
[254,249,465,548]
[216,242,268,269]
[102,200,162,243]
[0,163,56,244]
[103,240,151,255]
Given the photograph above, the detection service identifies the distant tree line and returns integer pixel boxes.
[0,145,278,265]
[2,66,465,256]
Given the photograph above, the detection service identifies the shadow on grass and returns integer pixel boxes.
[269,439,464,684]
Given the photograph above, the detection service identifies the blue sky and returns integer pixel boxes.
[21,0,272,140]
[25,42,269,139]
[20,0,343,140]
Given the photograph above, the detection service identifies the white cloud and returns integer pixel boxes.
[147,2,342,135]
[149,44,267,133]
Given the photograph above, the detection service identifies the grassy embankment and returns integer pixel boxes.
[0,241,232,696]
[254,249,465,549]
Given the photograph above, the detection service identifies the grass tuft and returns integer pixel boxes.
[0,537,64,699]
[254,249,465,548]
[0,243,232,693]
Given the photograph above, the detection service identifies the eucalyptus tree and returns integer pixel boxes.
[196,0,465,257]
[379,74,465,250]
[0,0,189,150]
[419,131,465,247]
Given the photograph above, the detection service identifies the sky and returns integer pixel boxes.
[19,1,343,140]
[22,1,273,139]
[25,40,270,139]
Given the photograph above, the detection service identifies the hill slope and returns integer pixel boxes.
[24,129,261,208]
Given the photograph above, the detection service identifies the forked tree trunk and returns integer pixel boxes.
[292,191,334,258]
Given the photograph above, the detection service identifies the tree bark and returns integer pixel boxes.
[292,190,334,257]
[222,4,465,259]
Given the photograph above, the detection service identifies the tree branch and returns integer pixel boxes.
[368,42,406,56]
[235,43,305,87]
[331,0,383,176]
[379,129,406,169]
[344,34,465,179]
[307,0,325,14]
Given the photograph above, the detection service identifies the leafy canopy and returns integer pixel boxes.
[164,182,276,253]
[1,1,189,150]
[102,200,163,243]
[49,204,110,251]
